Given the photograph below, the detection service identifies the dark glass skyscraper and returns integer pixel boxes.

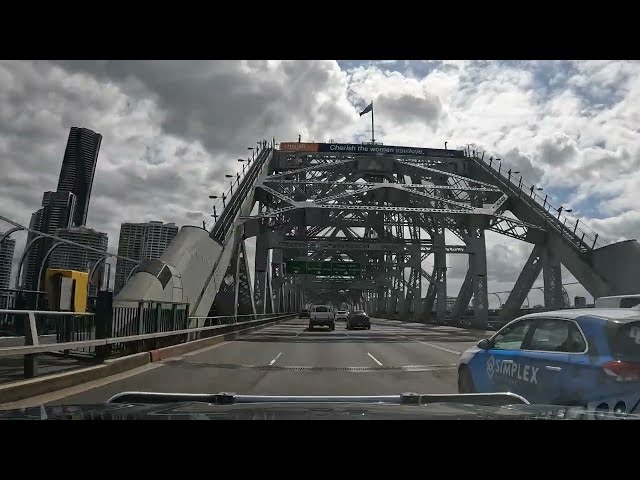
[20,126,101,293]
[57,127,102,227]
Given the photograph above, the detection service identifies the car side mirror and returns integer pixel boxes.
[477,338,491,350]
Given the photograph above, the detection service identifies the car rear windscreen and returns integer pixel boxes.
[609,321,640,361]
[338,311,347,314]
[353,310,366,315]
[620,298,640,308]
[315,306,329,312]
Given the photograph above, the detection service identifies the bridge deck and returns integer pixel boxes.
[2,318,490,407]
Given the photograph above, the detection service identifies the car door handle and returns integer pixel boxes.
[545,366,562,371]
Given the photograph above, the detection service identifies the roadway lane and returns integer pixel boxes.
[43,317,490,405]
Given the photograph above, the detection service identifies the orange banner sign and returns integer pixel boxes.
[278,142,320,152]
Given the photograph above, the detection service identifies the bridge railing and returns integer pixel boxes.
[0,306,294,380]
[467,149,610,251]
[211,146,273,243]
[205,138,276,238]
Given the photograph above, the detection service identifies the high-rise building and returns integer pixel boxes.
[49,226,108,296]
[21,191,77,291]
[20,125,101,292]
[41,190,77,231]
[114,221,179,294]
[0,234,16,291]
[56,127,102,227]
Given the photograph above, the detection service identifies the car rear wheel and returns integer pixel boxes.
[458,366,475,394]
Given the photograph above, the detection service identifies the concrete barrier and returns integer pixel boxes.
[0,314,294,405]
[147,314,292,362]
[0,335,58,348]
[0,352,151,404]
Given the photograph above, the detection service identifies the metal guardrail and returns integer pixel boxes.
[0,308,294,378]
[0,310,95,345]
[467,151,610,251]
[210,145,273,243]
[0,312,292,357]
[205,139,275,236]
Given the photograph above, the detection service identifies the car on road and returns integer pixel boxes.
[346,310,370,330]
[299,309,309,319]
[457,308,640,415]
[335,310,349,321]
[309,305,335,331]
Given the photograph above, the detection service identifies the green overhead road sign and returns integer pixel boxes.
[332,263,349,275]
[284,261,361,276]
[285,260,307,274]
[306,261,323,275]
[345,262,361,275]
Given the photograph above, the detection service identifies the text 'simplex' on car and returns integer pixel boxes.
[457,308,640,418]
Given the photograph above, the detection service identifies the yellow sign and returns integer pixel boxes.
[45,269,89,312]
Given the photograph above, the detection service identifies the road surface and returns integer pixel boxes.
[40,317,489,405]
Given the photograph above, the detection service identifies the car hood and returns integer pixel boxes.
[2,392,639,420]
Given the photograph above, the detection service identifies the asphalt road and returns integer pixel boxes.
[47,318,490,405]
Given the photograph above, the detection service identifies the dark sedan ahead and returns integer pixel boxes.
[346,310,371,330]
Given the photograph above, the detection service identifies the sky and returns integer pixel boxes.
[1,59,639,307]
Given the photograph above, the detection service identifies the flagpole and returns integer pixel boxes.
[371,100,375,144]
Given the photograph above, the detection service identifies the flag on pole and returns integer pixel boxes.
[359,101,373,117]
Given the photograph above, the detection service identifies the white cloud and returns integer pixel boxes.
[1,60,639,303]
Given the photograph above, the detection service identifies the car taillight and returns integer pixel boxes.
[602,361,640,382]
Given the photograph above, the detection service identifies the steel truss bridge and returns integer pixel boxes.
[114,139,640,329]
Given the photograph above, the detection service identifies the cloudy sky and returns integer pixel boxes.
[1,60,639,307]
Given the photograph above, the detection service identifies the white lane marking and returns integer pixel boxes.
[370,319,463,355]
[269,352,283,365]
[367,352,383,366]
[398,335,461,355]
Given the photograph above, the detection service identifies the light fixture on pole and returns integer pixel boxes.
[225,174,233,194]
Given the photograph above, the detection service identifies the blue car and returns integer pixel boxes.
[457,308,640,414]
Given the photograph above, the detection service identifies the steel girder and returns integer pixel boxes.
[500,243,544,321]
[209,239,256,317]
[245,147,560,324]
[543,246,565,309]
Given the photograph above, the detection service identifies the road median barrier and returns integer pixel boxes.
[0,352,151,404]
[0,314,293,405]
[148,315,292,362]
